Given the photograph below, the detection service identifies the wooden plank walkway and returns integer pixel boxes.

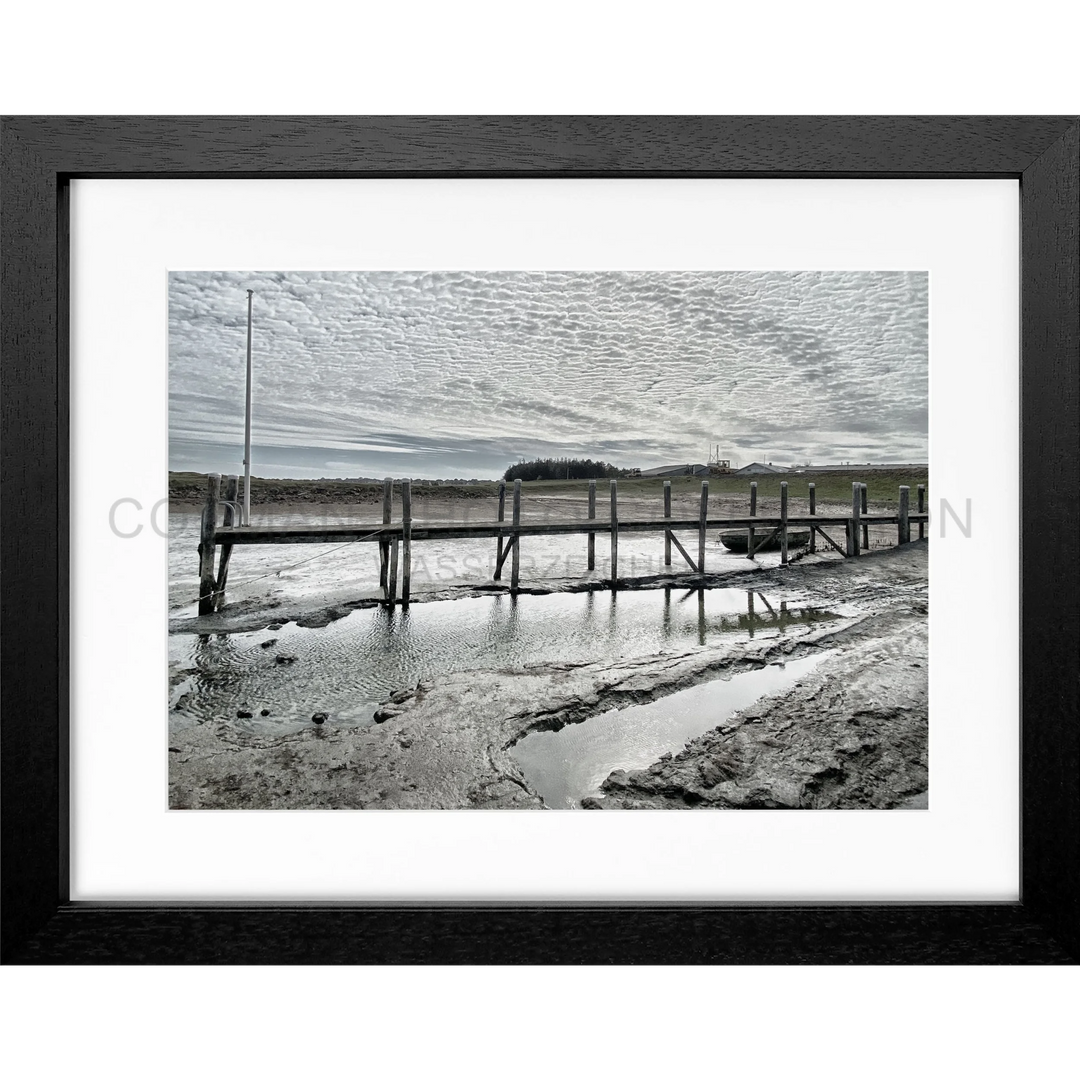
[213,514,912,544]
[195,473,929,614]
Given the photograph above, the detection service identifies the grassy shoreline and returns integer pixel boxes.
[170,468,928,509]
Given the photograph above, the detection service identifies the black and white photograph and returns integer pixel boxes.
[168,269,929,810]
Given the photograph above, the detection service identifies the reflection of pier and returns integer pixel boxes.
[196,475,928,614]
[666,587,831,644]
[737,593,829,639]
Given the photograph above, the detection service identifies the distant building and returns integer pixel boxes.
[640,463,710,478]
[733,462,787,475]
[793,463,928,474]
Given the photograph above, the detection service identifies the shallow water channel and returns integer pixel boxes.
[170,586,835,737]
[511,651,829,808]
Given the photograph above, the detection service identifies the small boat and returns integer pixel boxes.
[719,529,810,554]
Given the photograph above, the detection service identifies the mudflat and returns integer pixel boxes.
[169,541,927,810]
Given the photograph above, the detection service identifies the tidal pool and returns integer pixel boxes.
[510,651,829,808]
[169,587,835,734]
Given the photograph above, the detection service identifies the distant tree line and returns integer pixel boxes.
[503,456,631,482]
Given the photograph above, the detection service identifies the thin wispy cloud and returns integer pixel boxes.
[169,270,928,478]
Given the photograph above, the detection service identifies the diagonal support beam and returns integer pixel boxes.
[748,526,780,558]
[494,533,516,577]
[668,531,697,571]
[812,524,848,557]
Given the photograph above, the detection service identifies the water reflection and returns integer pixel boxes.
[512,651,829,808]
[170,587,836,736]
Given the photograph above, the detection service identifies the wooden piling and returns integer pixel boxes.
[861,483,869,550]
[197,473,221,615]
[848,482,862,557]
[510,479,521,593]
[917,485,925,540]
[898,485,910,545]
[780,481,789,564]
[588,479,596,570]
[747,481,758,561]
[698,480,709,573]
[379,477,392,594]
[401,479,412,605]
[388,538,399,606]
[808,483,816,553]
[213,474,239,610]
[663,480,672,567]
[494,480,507,580]
[610,479,619,589]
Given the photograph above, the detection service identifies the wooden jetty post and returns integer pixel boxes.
[379,478,392,594]
[898,485,911,545]
[494,480,507,580]
[588,479,597,570]
[610,479,619,589]
[387,482,400,607]
[780,481,789,565]
[808,483,816,553]
[198,473,221,615]
[698,480,709,572]
[861,483,869,550]
[401,479,412,605]
[747,481,758,561]
[510,479,522,593]
[917,485,925,540]
[213,474,239,610]
[848,482,862,557]
[663,480,672,567]
[388,543,399,606]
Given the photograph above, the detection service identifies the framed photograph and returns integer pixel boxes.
[2,116,1077,962]
[165,263,932,815]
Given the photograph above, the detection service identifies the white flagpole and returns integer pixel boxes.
[243,288,253,526]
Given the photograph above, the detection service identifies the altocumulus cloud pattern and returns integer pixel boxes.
[169,270,928,479]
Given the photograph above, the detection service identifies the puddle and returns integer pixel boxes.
[169,588,836,735]
[510,651,829,808]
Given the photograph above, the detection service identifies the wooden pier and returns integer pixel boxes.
[195,475,929,614]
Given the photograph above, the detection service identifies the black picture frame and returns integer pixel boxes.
[2,116,1077,964]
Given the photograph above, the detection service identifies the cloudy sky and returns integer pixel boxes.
[169,270,928,479]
